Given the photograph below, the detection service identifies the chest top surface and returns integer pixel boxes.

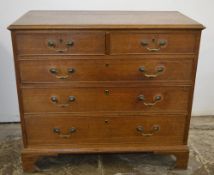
[8,11,204,30]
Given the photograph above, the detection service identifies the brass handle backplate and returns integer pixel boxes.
[140,39,167,52]
[136,125,160,137]
[49,67,75,79]
[48,39,74,53]
[53,127,76,138]
[139,66,165,78]
[138,94,162,106]
[50,96,76,107]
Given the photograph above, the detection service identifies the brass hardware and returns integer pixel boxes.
[49,67,58,74]
[50,96,76,107]
[69,127,77,133]
[56,48,69,53]
[105,120,109,124]
[139,66,165,78]
[53,127,76,138]
[55,75,69,79]
[50,96,58,102]
[48,40,56,48]
[144,95,162,106]
[67,68,75,74]
[68,96,76,102]
[49,67,75,79]
[141,40,149,46]
[158,39,167,46]
[66,40,74,47]
[47,40,74,53]
[136,125,160,137]
[104,90,110,95]
[136,125,144,132]
[140,39,167,52]
[156,66,164,72]
[138,95,145,101]
[53,127,60,133]
[154,95,162,101]
[146,48,161,52]
[138,94,162,106]
[139,67,145,72]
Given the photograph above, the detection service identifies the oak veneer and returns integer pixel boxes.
[8,11,203,30]
[21,86,190,113]
[8,11,204,172]
[19,58,194,82]
[110,32,197,54]
[15,31,106,55]
[25,115,186,146]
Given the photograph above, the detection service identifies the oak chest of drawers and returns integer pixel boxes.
[8,11,204,172]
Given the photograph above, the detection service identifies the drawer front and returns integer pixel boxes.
[110,33,196,54]
[15,31,105,55]
[22,87,190,113]
[19,58,193,83]
[25,115,185,146]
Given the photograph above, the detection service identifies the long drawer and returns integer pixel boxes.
[22,86,190,113]
[19,58,193,83]
[110,32,197,54]
[25,115,186,146]
[15,31,106,55]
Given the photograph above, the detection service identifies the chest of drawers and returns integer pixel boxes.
[8,11,204,172]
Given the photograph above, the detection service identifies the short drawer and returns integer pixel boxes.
[22,86,190,113]
[25,115,186,146]
[110,32,196,54]
[15,31,105,55]
[19,58,193,83]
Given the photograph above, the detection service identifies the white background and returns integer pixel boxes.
[0,0,213,122]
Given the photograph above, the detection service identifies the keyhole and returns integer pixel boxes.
[104,90,110,95]
[152,38,156,43]
[105,63,109,67]
[59,39,63,43]
[105,120,109,124]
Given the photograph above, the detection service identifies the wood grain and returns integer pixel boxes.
[15,31,105,55]
[8,11,205,30]
[19,58,194,83]
[24,115,186,146]
[21,86,190,114]
[8,11,204,172]
[110,32,197,54]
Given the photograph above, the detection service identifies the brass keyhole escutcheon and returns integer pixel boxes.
[104,90,110,96]
[105,120,109,124]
